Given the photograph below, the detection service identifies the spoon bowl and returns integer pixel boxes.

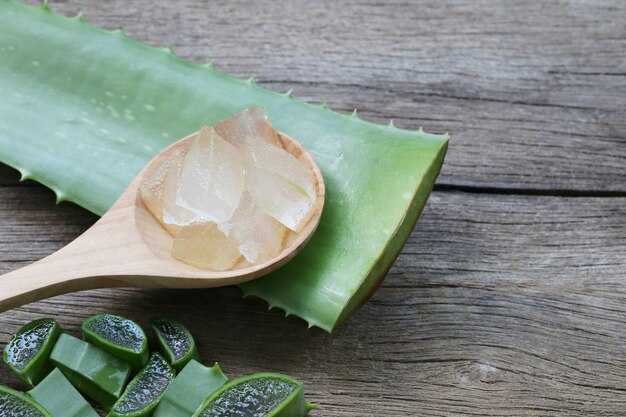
[0,130,325,313]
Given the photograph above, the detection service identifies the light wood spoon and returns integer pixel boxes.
[0,130,325,313]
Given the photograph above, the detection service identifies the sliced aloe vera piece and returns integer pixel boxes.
[0,1,448,331]
[28,368,98,417]
[150,317,200,372]
[82,314,149,372]
[50,334,132,410]
[107,353,175,417]
[194,373,314,417]
[0,385,51,417]
[153,360,227,417]
[3,318,61,386]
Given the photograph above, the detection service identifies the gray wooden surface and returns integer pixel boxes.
[2,1,625,416]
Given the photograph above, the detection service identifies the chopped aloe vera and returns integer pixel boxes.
[107,353,175,417]
[194,373,315,417]
[152,360,227,417]
[28,368,98,417]
[82,314,149,372]
[50,334,132,410]
[0,385,51,417]
[150,317,200,372]
[3,318,61,386]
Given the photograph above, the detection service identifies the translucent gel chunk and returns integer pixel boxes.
[214,107,281,150]
[173,222,242,271]
[140,148,197,234]
[219,193,287,264]
[176,127,245,223]
[245,137,316,231]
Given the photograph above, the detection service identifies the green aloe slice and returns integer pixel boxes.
[0,385,51,417]
[49,334,132,410]
[193,373,315,417]
[3,318,61,386]
[107,353,176,417]
[82,314,149,372]
[153,360,228,417]
[0,1,448,331]
[27,368,99,417]
[150,317,200,372]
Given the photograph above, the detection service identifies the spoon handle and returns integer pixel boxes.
[0,216,133,313]
[0,247,90,313]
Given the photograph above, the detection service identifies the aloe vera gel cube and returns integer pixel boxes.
[50,334,132,410]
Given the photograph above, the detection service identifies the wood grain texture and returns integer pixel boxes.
[1,171,625,416]
[20,0,626,193]
[2,1,626,416]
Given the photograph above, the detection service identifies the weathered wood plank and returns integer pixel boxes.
[1,174,625,416]
[20,0,626,192]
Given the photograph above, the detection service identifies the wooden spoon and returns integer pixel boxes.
[0,130,325,313]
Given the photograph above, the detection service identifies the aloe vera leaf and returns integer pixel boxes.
[193,373,315,417]
[3,318,61,387]
[28,368,99,417]
[152,360,228,417]
[0,1,449,331]
[0,385,52,417]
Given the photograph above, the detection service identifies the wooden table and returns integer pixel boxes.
[2,1,625,415]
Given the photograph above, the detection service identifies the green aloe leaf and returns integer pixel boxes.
[0,0,448,331]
